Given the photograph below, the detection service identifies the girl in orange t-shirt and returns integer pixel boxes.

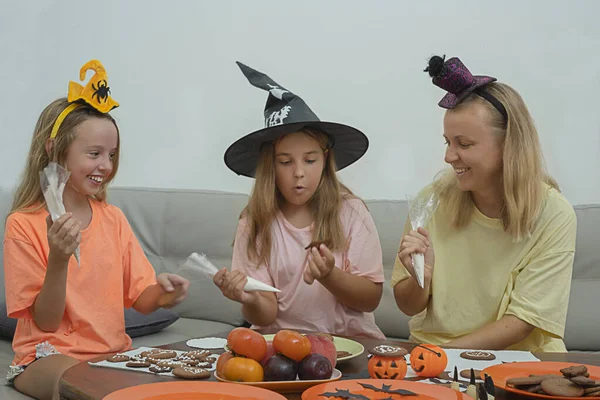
[3,60,190,400]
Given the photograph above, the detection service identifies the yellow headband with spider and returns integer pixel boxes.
[50,60,119,139]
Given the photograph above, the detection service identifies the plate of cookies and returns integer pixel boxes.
[483,361,600,399]
[89,347,220,380]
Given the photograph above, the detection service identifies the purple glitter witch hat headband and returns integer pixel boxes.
[425,55,507,123]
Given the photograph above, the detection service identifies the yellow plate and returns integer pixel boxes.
[261,334,364,363]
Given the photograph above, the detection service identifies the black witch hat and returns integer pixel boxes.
[224,62,369,178]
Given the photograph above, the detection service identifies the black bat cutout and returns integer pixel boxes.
[318,389,370,400]
[357,382,417,396]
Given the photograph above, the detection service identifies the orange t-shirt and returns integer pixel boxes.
[3,199,157,366]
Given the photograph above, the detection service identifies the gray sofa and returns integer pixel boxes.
[1,187,598,399]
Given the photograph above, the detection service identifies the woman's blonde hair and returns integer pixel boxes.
[434,82,558,241]
[241,128,355,266]
[10,98,120,214]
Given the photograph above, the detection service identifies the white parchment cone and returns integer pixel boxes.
[180,252,280,293]
[407,192,439,289]
[40,163,80,266]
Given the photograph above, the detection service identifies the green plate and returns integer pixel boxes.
[261,334,364,363]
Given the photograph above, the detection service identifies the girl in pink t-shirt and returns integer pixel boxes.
[214,62,385,339]
[3,60,190,400]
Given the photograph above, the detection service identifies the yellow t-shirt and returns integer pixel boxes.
[391,184,577,352]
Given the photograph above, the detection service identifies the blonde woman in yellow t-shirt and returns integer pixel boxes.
[392,55,577,352]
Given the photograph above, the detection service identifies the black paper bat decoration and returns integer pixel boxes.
[318,389,370,400]
[357,382,417,396]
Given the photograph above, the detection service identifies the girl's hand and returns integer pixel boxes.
[303,244,336,285]
[397,227,435,287]
[46,213,81,265]
[157,273,190,308]
[213,268,258,305]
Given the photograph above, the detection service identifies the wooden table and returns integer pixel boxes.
[59,331,600,400]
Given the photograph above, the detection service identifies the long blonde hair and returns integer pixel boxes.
[434,82,558,241]
[10,98,120,214]
[242,129,355,266]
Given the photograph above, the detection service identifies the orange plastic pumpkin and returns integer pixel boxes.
[367,345,408,380]
[409,344,447,377]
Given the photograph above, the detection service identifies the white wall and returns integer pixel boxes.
[1,0,599,204]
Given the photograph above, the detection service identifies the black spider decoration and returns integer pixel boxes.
[92,80,111,103]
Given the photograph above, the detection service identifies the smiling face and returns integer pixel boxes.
[63,117,119,197]
[273,131,327,207]
[443,101,504,195]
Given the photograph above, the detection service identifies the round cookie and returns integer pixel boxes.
[460,351,496,361]
[172,366,211,379]
[141,349,177,360]
[149,365,173,374]
[126,359,151,368]
[106,354,130,363]
[368,345,408,357]
[507,375,551,386]
[541,378,585,397]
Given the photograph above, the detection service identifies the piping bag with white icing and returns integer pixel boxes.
[40,162,80,266]
[406,192,439,288]
[180,252,280,292]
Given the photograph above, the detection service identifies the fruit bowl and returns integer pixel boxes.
[214,368,342,393]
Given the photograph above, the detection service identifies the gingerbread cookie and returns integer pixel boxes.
[174,356,200,366]
[183,350,211,360]
[155,360,188,369]
[460,350,496,361]
[368,345,408,357]
[561,365,588,377]
[149,365,173,374]
[205,356,217,364]
[507,376,551,386]
[541,378,585,397]
[106,354,130,363]
[584,386,600,396]
[571,375,598,387]
[172,366,211,379]
[141,349,177,360]
[126,359,151,368]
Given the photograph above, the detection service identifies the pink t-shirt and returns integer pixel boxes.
[232,197,385,339]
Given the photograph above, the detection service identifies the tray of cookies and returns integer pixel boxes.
[89,346,220,380]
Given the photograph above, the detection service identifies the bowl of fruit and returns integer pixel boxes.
[215,328,342,393]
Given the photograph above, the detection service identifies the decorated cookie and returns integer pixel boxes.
[141,349,177,360]
[155,360,188,369]
[541,378,585,397]
[106,354,130,363]
[368,345,408,357]
[460,350,496,361]
[174,356,200,366]
[149,365,173,374]
[172,366,211,379]
[183,350,211,360]
[205,356,217,364]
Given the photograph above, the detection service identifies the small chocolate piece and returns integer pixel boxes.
[460,351,496,361]
[368,345,408,357]
[305,241,327,250]
[541,377,585,397]
[106,354,130,363]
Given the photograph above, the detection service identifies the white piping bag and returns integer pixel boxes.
[40,162,80,266]
[181,252,280,293]
[406,192,439,288]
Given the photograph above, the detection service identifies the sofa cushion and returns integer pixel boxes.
[0,302,178,340]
